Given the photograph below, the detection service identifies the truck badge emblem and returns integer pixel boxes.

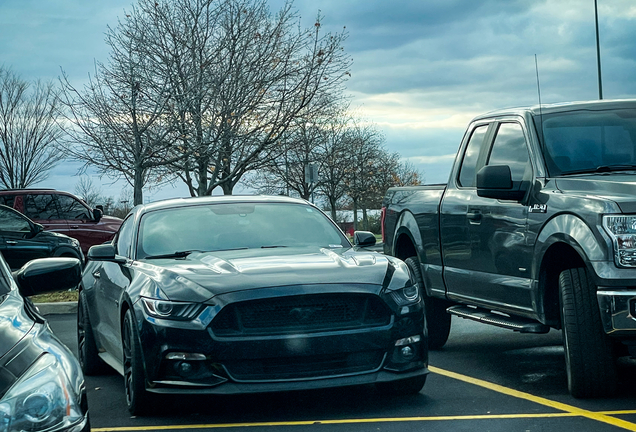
[529,204,547,213]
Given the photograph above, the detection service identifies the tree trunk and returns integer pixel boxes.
[362,208,369,231]
[133,167,144,205]
[352,198,358,231]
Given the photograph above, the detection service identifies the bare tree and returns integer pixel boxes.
[0,67,65,188]
[58,12,179,205]
[74,176,103,208]
[130,0,351,196]
[249,119,327,200]
[315,114,354,220]
[342,122,385,231]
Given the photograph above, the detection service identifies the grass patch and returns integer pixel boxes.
[31,290,79,303]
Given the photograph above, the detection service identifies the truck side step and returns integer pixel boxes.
[447,305,550,334]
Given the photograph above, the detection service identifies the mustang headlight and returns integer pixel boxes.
[0,354,83,432]
[603,215,636,267]
[141,297,204,320]
[389,284,420,306]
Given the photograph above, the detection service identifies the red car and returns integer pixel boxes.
[0,189,122,254]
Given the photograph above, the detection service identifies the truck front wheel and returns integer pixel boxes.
[559,267,618,398]
[405,257,451,350]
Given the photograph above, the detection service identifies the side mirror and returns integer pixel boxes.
[28,223,44,239]
[353,231,377,247]
[93,207,103,222]
[476,165,526,201]
[87,243,126,263]
[14,257,82,297]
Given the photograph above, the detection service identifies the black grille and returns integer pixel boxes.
[224,350,386,381]
[211,294,391,337]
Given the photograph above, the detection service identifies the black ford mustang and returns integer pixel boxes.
[78,196,427,415]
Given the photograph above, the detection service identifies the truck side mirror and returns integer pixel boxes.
[476,165,526,201]
[93,207,103,222]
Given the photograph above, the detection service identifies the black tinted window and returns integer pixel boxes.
[0,207,30,232]
[458,125,489,187]
[0,196,15,207]
[539,108,636,175]
[488,123,531,182]
[24,194,59,220]
[57,195,91,220]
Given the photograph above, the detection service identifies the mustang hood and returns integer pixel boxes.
[555,174,636,213]
[139,247,406,302]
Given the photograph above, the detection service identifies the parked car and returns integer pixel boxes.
[0,189,123,254]
[382,99,636,398]
[79,195,427,415]
[0,204,83,269]
[0,256,89,432]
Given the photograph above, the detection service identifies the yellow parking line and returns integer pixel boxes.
[91,409,636,432]
[430,366,636,431]
[91,367,636,432]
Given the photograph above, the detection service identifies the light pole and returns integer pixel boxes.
[594,0,603,99]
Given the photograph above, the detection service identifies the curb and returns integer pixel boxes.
[35,301,77,315]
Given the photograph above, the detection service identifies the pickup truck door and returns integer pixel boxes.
[441,121,535,313]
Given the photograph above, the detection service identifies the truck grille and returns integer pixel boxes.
[211,293,391,337]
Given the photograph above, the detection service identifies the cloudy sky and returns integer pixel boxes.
[1,0,636,202]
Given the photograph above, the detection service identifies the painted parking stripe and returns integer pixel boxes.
[430,366,636,431]
[91,410,636,432]
[91,366,636,432]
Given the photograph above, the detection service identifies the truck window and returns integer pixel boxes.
[488,123,531,182]
[458,125,489,187]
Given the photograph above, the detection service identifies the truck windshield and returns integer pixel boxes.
[536,108,636,176]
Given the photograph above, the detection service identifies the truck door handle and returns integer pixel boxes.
[467,210,482,223]
[5,241,17,245]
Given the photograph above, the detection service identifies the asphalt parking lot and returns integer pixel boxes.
[46,312,636,432]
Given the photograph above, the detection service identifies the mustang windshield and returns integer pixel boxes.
[536,108,636,176]
[137,202,349,259]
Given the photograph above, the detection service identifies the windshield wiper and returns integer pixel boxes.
[562,164,636,175]
[145,250,196,259]
[261,245,288,249]
[594,164,636,172]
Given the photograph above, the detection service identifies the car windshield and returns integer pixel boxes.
[536,108,636,176]
[136,202,349,259]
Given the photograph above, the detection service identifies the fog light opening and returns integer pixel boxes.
[400,346,415,359]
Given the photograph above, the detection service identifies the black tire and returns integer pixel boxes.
[378,374,427,395]
[405,257,451,350]
[559,267,618,398]
[77,290,108,375]
[123,309,153,415]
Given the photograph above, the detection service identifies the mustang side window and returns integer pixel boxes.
[115,216,135,258]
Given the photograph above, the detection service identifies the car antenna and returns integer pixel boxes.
[534,54,544,145]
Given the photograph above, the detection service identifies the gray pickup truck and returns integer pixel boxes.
[382,99,636,398]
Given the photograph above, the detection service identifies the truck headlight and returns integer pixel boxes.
[603,215,636,267]
[0,354,83,432]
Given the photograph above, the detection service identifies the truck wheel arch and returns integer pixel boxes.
[535,214,604,327]
[393,210,424,262]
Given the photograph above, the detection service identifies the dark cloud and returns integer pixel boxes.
[3,0,636,194]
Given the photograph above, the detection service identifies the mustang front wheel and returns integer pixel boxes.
[123,309,153,415]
